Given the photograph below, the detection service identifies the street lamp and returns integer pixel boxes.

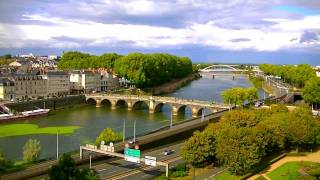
[56,130,59,160]
[170,111,173,128]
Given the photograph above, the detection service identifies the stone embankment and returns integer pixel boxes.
[5,95,86,112]
[147,73,201,95]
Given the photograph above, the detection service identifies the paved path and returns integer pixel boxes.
[249,151,320,180]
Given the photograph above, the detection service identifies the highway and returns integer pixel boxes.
[94,142,184,180]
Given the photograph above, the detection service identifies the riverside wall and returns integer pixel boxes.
[5,95,86,112]
[148,73,201,95]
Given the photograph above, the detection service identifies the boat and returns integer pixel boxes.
[0,104,50,123]
[21,109,50,117]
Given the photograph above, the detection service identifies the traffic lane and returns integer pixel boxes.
[96,142,183,178]
[121,158,185,180]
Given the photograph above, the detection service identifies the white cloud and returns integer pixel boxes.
[0,12,319,51]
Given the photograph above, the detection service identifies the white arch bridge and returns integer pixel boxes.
[200,64,248,73]
[85,94,229,117]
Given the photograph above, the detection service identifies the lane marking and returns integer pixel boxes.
[98,168,107,172]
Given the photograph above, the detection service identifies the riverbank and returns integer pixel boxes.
[5,95,86,112]
[147,73,201,95]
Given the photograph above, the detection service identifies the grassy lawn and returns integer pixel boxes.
[0,124,80,137]
[267,161,320,180]
[213,170,242,180]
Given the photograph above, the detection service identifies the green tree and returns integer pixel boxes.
[48,154,78,180]
[181,126,216,166]
[23,139,41,162]
[222,87,258,106]
[1,54,12,59]
[246,87,259,103]
[302,77,320,106]
[259,64,315,88]
[285,106,320,151]
[214,109,268,175]
[48,154,99,180]
[95,128,123,146]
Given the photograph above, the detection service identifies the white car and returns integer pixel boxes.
[163,150,174,156]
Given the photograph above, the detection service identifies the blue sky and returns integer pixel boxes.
[0,0,319,65]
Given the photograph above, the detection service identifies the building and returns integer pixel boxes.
[0,78,15,101]
[9,60,30,72]
[100,73,120,91]
[12,74,47,100]
[70,71,100,93]
[40,71,70,97]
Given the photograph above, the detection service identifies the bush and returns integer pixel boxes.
[23,139,41,162]
[174,162,187,172]
[170,171,188,178]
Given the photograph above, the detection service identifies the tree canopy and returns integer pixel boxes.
[181,127,216,166]
[23,139,41,162]
[58,51,122,71]
[95,128,123,146]
[114,53,193,88]
[222,87,259,106]
[302,77,320,105]
[48,154,98,180]
[181,105,320,175]
[259,64,315,88]
[58,51,193,88]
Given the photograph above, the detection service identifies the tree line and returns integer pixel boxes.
[58,51,122,72]
[259,64,316,88]
[222,87,259,106]
[58,51,193,88]
[181,105,320,175]
[259,64,320,106]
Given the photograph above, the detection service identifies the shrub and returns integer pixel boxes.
[170,171,188,178]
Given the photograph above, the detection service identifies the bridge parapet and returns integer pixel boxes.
[85,94,229,117]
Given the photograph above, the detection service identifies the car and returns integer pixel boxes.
[163,149,174,156]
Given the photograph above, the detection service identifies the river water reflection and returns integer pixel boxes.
[0,75,265,160]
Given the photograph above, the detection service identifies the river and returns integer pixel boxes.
[0,75,266,160]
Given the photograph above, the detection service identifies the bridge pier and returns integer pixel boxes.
[96,99,101,108]
[127,101,133,111]
[111,100,117,110]
[149,98,156,114]
[172,105,179,116]
[192,107,200,118]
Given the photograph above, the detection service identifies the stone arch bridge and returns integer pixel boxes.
[85,94,229,117]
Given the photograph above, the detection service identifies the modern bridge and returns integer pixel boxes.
[200,64,249,73]
[85,94,229,117]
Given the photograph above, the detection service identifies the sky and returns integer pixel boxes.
[0,0,319,65]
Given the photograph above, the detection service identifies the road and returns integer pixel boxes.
[94,142,184,180]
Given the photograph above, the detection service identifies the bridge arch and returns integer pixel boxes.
[201,64,239,71]
[176,105,192,115]
[101,99,112,107]
[86,98,97,105]
[194,107,213,117]
[154,102,172,113]
[116,99,128,108]
[132,101,149,110]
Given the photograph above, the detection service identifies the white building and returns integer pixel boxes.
[40,71,70,97]
[100,73,120,91]
[70,71,100,93]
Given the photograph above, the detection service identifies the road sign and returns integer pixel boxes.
[145,156,156,166]
[124,148,141,163]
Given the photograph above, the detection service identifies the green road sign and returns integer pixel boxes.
[124,148,141,158]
